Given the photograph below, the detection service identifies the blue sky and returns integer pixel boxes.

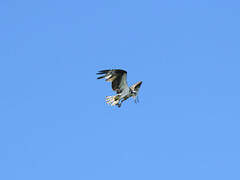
[1,0,240,179]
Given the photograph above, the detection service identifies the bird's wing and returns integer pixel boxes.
[130,81,142,103]
[130,81,142,92]
[97,69,128,93]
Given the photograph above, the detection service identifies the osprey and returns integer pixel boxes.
[97,69,142,107]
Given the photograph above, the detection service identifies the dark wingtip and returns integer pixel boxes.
[96,71,103,75]
[97,76,104,79]
[137,81,142,86]
[97,70,110,74]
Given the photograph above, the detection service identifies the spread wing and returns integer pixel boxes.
[130,81,142,103]
[130,81,142,92]
[97,69,128,93]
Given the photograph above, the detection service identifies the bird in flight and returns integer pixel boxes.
[97,69,142,107]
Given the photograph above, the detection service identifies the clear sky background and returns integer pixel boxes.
[1,0,240,179]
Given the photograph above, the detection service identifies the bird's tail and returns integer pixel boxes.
[105,95,120,106]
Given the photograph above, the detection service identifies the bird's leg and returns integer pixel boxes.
[117,103,122,108]
[117,99,123,108]
[117,98,127,108]
[113,95,120,104]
